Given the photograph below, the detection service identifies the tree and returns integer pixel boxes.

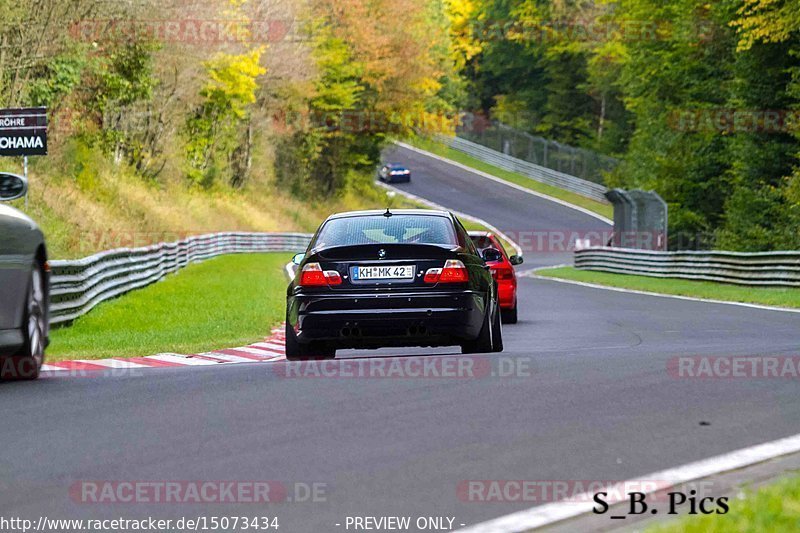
[721,0,800,249]
[275,0,454,198]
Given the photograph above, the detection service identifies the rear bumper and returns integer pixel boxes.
[384,175,411,183]
[288,289,486,348]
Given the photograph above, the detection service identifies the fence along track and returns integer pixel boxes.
[438,135,610,203]
[575,247,800,287]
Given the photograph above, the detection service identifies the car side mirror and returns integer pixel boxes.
[0,172,28,202]
[509,255,524,266]
[292,253,306,265]
[481,248,503,263]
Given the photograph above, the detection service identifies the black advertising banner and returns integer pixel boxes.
[0,107,48,156]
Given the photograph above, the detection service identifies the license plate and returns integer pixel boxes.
[352,265,415,281]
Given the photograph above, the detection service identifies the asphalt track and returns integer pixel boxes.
[1,145,799,532]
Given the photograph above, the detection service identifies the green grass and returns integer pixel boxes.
[407,136,614,220]
[537,267,800,309]
[48,253,292,361]
[649,474,800,532]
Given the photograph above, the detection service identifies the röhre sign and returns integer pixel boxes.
[0,107,48,156]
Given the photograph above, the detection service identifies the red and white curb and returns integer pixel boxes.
[41,326,287,376]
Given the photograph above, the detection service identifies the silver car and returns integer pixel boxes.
[0,172,49,380]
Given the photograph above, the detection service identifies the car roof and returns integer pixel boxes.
[385,163,407,168]
[326,209,451,220]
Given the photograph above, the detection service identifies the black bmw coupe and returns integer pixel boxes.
[285,209,503,360]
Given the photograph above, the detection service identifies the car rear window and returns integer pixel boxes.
[470,235,507,256]
[315,215,457,248]
[469,235,492,249]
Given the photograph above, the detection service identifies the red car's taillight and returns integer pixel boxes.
[299,263,342,286]
[493,267,514,281]
[424,260,469,284]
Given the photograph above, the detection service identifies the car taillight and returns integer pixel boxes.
[424,260,468,284]
[424,268,442,283]
[494,267,514,281]
[324,270,342,285]
[299,263,342,286]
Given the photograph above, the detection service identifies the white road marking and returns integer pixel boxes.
[147,354,220,366]
[394,141,613,225]
[199,352,256,363]
[251,342,286,352]
[458,432,800,532]
[85,358,149,369]
[232,346,283,357]
[524,272,800,315]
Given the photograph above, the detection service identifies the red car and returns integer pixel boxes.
[468,231,523,324]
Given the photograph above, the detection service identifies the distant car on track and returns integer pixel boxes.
[468,231,523,324]
[378,163,411,183]
[0,172,49,380]
[286,209,503,360]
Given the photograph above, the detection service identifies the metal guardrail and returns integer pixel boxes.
[437,135,610,203]
[575,247,800,287]
[49,232,313,325]
[456,121,618,185]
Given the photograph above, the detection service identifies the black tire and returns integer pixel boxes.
[1,265,45,380]
[491,304,504,353]
[284,322,336,361]
[501,302,518,324]
[461,304,494,354]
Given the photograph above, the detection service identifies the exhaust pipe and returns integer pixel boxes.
[408,325,428,336]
